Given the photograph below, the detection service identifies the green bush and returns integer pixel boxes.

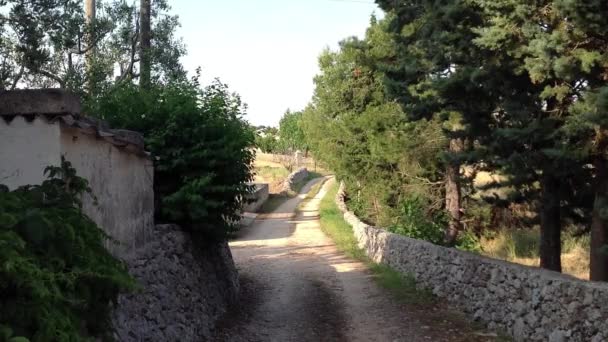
[255,134,278,153]
[0,158,135,341]
[455,230,483,253]
[388,196,446,245]
[88,76,255,239]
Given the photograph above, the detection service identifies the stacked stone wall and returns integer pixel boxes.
[113,224,239,341]
[336,182,608,342]
[280,167,308,195]
[243,183,269,212]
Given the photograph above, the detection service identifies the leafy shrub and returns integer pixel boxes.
[88,76,255,239]
[388,196,446,245]
[0,158,135,341]
[255,134,278,153]
[455,230,482,253]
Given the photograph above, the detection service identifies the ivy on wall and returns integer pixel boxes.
[0,158,135,341]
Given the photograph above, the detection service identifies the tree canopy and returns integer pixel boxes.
[303,0,608,280]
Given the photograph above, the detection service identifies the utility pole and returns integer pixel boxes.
[139,0,151,89]
[85,0,96,92]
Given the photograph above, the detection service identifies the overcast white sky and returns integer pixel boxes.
[173,0,382,126]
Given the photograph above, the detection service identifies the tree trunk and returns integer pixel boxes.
[139,0,151,88]
[84,0,95,92]
[539,171,562,272]
[444,138,463,246]
[590,131,608,281]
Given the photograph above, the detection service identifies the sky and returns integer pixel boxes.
[172,0,382,127]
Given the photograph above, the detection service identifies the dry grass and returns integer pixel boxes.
[253,165,289,194]
[255,151,331,175]
[480,229,590,280]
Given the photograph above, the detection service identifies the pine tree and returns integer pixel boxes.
[548,0,608,280]
[375,0,498,246]
[470,0,600,272]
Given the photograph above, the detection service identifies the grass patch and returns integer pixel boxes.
[254,165,289,183]
[480,229,590,279]
[296,177,328,211]
[318,182,433,305]
[304,177,325,200]
[254,165,290,194]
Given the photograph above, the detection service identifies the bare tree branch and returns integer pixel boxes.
[37,69,66,88]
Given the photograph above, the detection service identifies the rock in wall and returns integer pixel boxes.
[280,167,308,195]
[336,182,608,342]
[112,224,239,341]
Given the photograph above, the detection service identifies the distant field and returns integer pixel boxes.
[480,229,589,280]
[254,165,289,194]
[255,151,330,175]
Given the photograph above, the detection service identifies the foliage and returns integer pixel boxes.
[388,196,446,245]
[277,109,307,153]
[0,0,185,93]
[87,75,255,239]
[255,133,278,153]
[302,17,447,233]
[0,158,135,341]
[360,0,608,275]
[303,0,608,276]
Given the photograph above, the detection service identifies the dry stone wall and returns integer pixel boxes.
[243,183,269,212]
[112,224,239,341]
[336,182,608,342]
[280,167,308,195]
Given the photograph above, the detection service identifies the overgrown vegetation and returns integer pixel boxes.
[0,159,135,341]
[88,76,255,239]
[302,2,608,281]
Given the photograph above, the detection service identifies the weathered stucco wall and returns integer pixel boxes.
[0,116,62,189]
[112,224,239,341]
[280,167,308,195]
[243,183,269,212]
[60,126,154,254]
[1,89,154,255]
[336,182,608,342]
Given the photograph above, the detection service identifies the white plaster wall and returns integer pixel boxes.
[60,126,154,255]
[0,116,61,189]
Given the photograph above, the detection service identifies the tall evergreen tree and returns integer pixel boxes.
[546,0,608,280]
[471,0,597,272]
[375,0,498,246]
[302,16,446,228]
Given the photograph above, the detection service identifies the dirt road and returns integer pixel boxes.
[213,177,498,342]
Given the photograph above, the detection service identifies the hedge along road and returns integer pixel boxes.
[212,177,501,342]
